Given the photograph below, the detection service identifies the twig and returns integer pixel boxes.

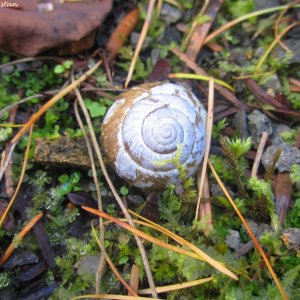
[186,0,223,61]
[172,48,248,111]
[73,98,107,293]
[214,107,239,121]
[4,106,18,198]
[195,78,214,221]
[0,56,62,70]
[251,132,269,178]
[208,160,288,300]
[73,82,158,297]
[125,0,156,88]
[0,143,16,183]
[199,173,213,235]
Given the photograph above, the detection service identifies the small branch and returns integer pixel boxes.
[195,78,214,221]
[251,132,269,178]
[208,160,288,300]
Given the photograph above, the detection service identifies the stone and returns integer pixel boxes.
[127,194,144,205]
[262,143,300,172]
[34,136,91,169]
[211,184,235,198]
[77,254,102,276]
[282,228,300,250]
[16,63,31,72]
[255,0,280,10]
[151,48,160,66]
[130,32,151,50]
[232,110,249,139]
[244,219,259,236]
[160,3,183,24]
[248,110,273,148]
[2,251,39,270]
[1,65,14,74]
[226,230,241,250]
[275,39,300,64]
[159,26,182,45]
[263,74,281,94]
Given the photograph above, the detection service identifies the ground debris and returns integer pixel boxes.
[281,228,300,250]
[0,0,112,56]
[34,136,92,169]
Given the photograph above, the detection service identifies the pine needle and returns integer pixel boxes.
[204,4,300,44]
[0,125,33,227]
[125,0,156,88]
[195,77,214,221]
[0,212,43,266]
[208,160,288,300]
[11,60,102,144]
[138,276,213,294]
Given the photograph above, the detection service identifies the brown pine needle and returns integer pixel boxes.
[204,4,300,45]
[125,0,156,88]
[71,295,161,300]
[75,83,157,297]
[256,21,300,73]
[138,276,213,294]
[274,0,300,52]
[86,206,237,280]
[128,211,236,281]
[0,125,33,227]
[195,78,214,221]
[0,212,43,266]
[208,160,288,300]
[11,60,102,144]
[91,224,138,296]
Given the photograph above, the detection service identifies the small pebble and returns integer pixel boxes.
[226,230,241,250]
[248,110,273,148]
[160,3,183,24]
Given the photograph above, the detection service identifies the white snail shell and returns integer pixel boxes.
[101,82,207,190]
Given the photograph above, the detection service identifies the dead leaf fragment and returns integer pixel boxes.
[0,0,112,56]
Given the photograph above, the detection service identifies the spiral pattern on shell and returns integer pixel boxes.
[101,82,207,190]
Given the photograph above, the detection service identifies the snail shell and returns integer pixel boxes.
[101,82,206,190]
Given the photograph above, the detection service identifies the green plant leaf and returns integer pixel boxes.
[54,64,65,74]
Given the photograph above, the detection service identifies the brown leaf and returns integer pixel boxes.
[275,173,292,225]
[0,0,112,56]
